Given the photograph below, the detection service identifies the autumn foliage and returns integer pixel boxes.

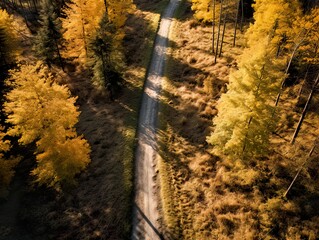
[4,63,91,188]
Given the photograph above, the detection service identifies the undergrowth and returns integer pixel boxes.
[0,0,169,239]
[159,1,319,239]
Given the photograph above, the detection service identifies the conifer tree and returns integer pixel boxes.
[207,0,302,159]
[91,14,114,88]
[104,0,135,56]
[4,63,91,188]
[34,0,64,69]
[207,39,286,158]
[61,0,105,63]
[0,9,19,69]
[90,13,123,96]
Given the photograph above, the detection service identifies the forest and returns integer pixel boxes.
[0,0,318,239]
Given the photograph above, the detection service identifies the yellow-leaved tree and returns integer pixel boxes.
[101,0,135,59]
[4,63,91,189]
[292,7,319,65]
[61,0,105,62]
[207,0,299,159]
[0,9,19,68]
[246,0,301,55]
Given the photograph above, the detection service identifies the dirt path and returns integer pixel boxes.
[132,0,181,239]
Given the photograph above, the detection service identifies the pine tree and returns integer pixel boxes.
[207,39,286,159]
[90,13,122,95]
[4,63,91,188]
[61,0,105,63]
[34,0,64,69]
[207,0,301,159]
[245,0,301,49]
[0,9,19,69]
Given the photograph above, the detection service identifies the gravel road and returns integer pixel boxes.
[132,0,181,239]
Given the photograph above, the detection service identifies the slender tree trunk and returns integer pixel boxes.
[214,0,223,64]
[275,41,302,106]
[79,0,88,58]
[233,0,240,47]
[291,73,319,144]
[219,13,227,57]
[242,116,253,154]
[212,0,216,54]
[103,0,107,12]
[297,65,310,105]
[284,136,318,198]
[240,0,244,32]
[54,37,64,71]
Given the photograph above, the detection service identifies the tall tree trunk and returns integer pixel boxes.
[79,0,88,58]
[297,65,310,105]
[212,0,216,54]
[240,0,244,32]
[103,0,107,12]
[54,37,64,71]
[291,73,319,144]
[214,0,223,64]
[275,41,302,106]
[233,0,240,47]
[242,116,253,155]
[284,136,318,198]
[219,13,227,57]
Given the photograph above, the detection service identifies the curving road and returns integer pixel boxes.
[132,0,181,239]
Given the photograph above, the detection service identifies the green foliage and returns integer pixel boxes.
[34,0,63,67]
[4,63,91,189]
[90,13,123,94]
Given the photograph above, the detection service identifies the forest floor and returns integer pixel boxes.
[0,0,168,239]
[158,1,319,239]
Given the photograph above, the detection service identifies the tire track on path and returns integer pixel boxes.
[132,1,181,239]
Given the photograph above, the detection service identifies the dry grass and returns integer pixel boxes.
[0,0,169,239]
[159,1,319,239]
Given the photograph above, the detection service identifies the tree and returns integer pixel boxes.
[191,0,214,22]
[34,0,64,69]
[207,38,286,159]
[291,72,319,144]
[245,0,301,48]
[4,63,91,189]
[233,0,241,46]
[90,14,116,90]
[214,0,223,63]
[88,0,134,96]
[275,7,319,106]
[61,0,105,63]
[0,9,19,69]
